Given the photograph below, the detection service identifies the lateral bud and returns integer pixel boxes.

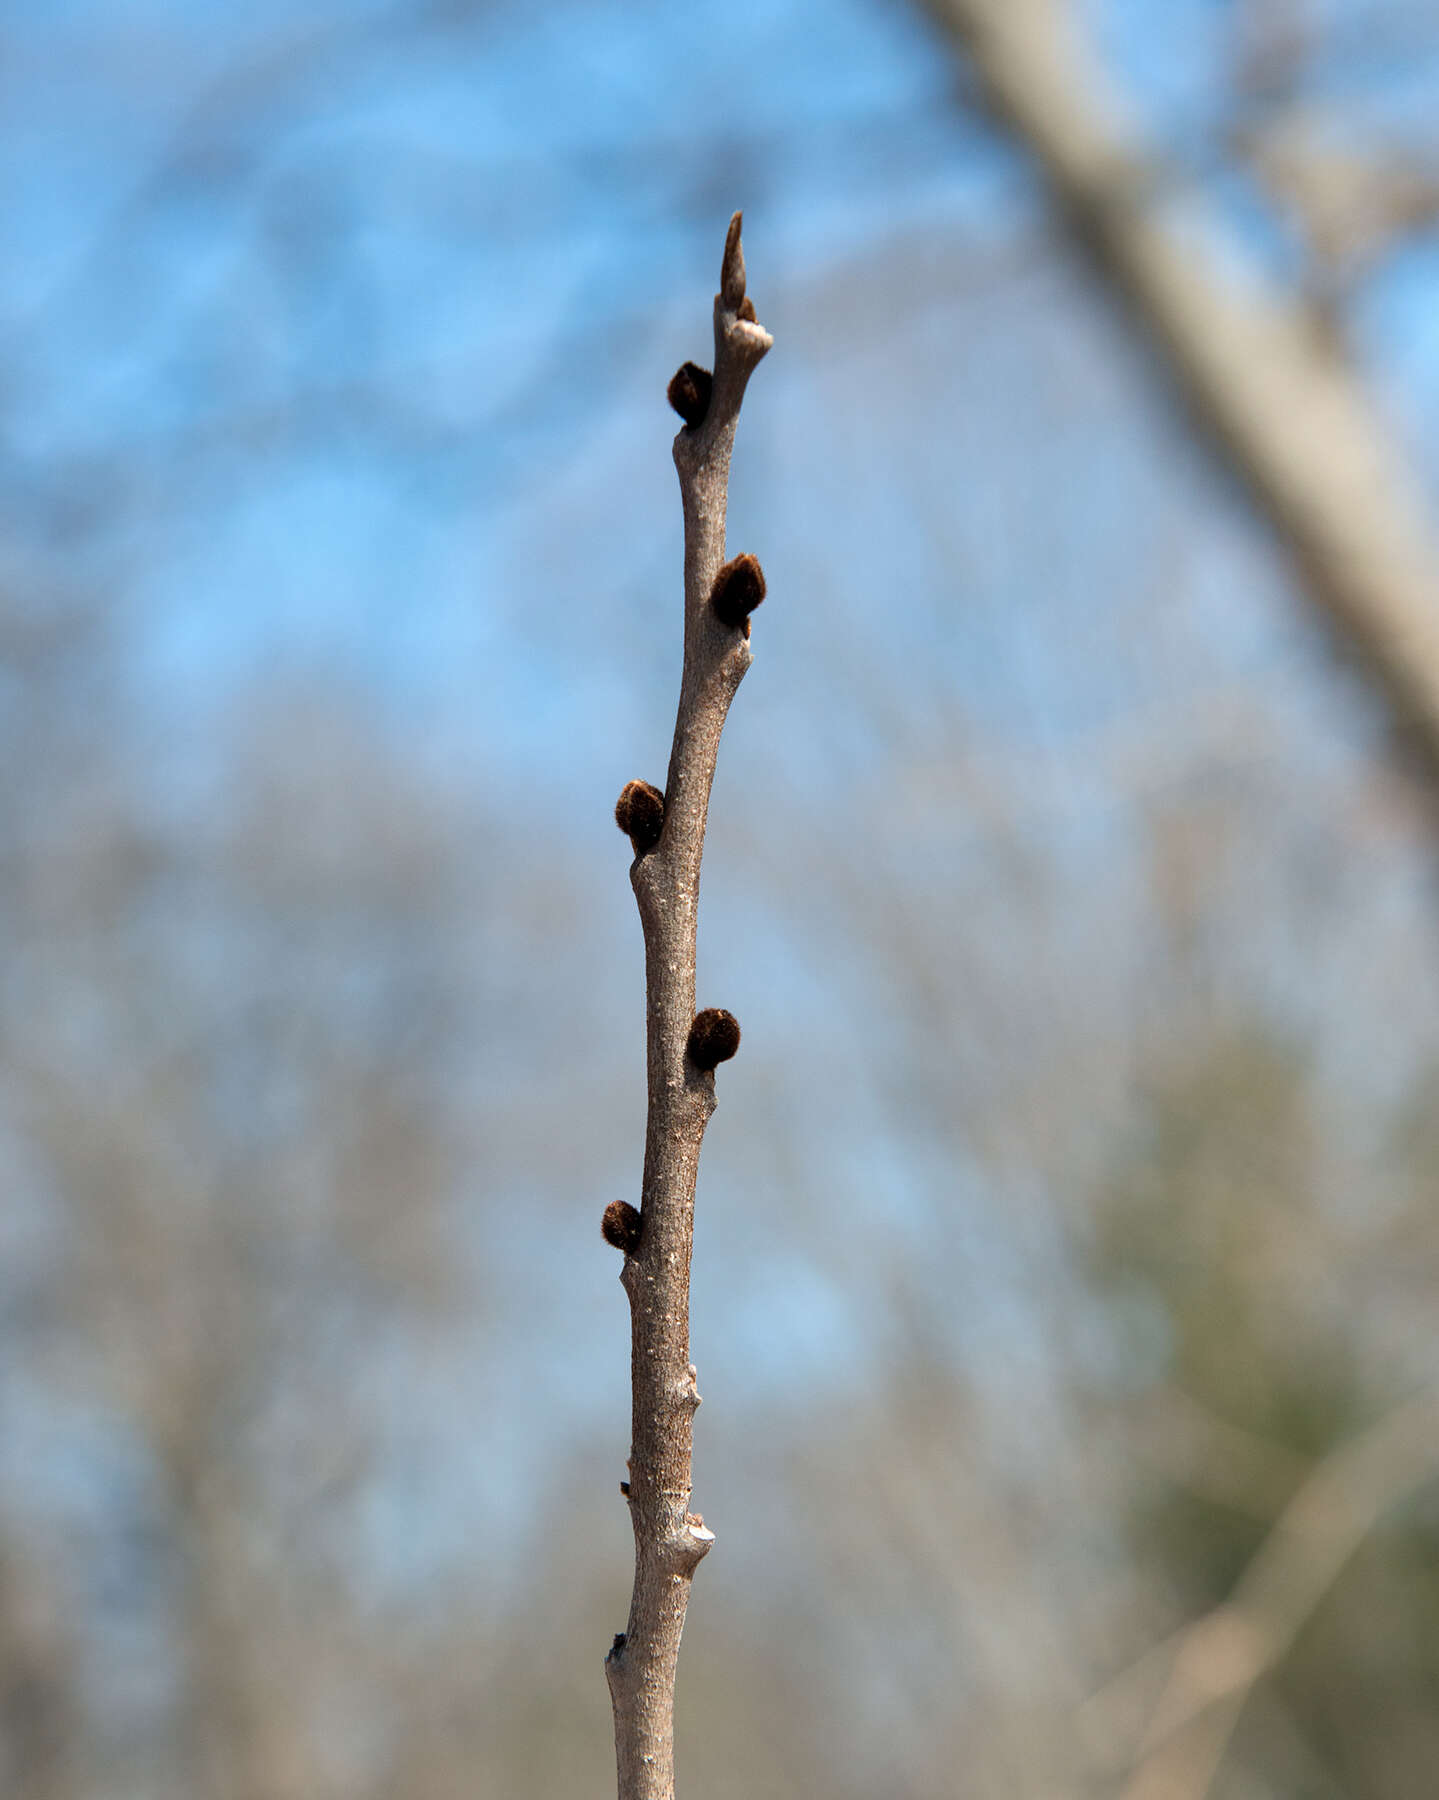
[601,1200,644,1255]
[709,554,766,633]
[687,1008,741,1072]
[614,779,665,855]
[667,361,712,430]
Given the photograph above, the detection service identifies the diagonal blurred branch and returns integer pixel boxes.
[1087,1389,1439,1800]
[916,0,1439,787]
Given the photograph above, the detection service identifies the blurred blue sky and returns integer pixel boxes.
[4,0,1435,796]
[6,0,1439,1660]
[3,0,1010,725]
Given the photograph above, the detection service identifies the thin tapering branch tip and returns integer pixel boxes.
[667,361,712,429]
[607,202,770,1792]
[687,1008,741,1071]
[614,779,665,855]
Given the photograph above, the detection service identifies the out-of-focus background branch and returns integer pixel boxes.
[3,3,1439,1797]
[924,0,1439,783]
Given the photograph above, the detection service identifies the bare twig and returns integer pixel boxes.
[603,212,772,1800]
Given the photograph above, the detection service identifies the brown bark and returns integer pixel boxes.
[604,213,772,1800]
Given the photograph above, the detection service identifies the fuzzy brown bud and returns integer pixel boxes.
[737,296,757,323]
[614,779,665,855]
[601,1200,643,1255]
[710,554,766,630]
[667,361,712,429]
[687,1008,741,1071]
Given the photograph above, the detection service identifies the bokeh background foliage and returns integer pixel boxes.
[4,1,1439,1795]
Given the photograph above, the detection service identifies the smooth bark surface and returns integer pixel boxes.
[605,213,772,1800]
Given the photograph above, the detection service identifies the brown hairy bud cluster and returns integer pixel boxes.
[687,1008,741,1071]
[667,362,712,429]
[737,296,757,323]
[710,554,766,631]
[602,1200,644,1255]
[614,779,665,855]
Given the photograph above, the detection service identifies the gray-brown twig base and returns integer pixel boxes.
[604,212,772,1800]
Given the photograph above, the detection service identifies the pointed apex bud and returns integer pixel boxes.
[721,211,746,311]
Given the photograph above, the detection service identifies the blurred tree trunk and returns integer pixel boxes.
[917,0,1439,786]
